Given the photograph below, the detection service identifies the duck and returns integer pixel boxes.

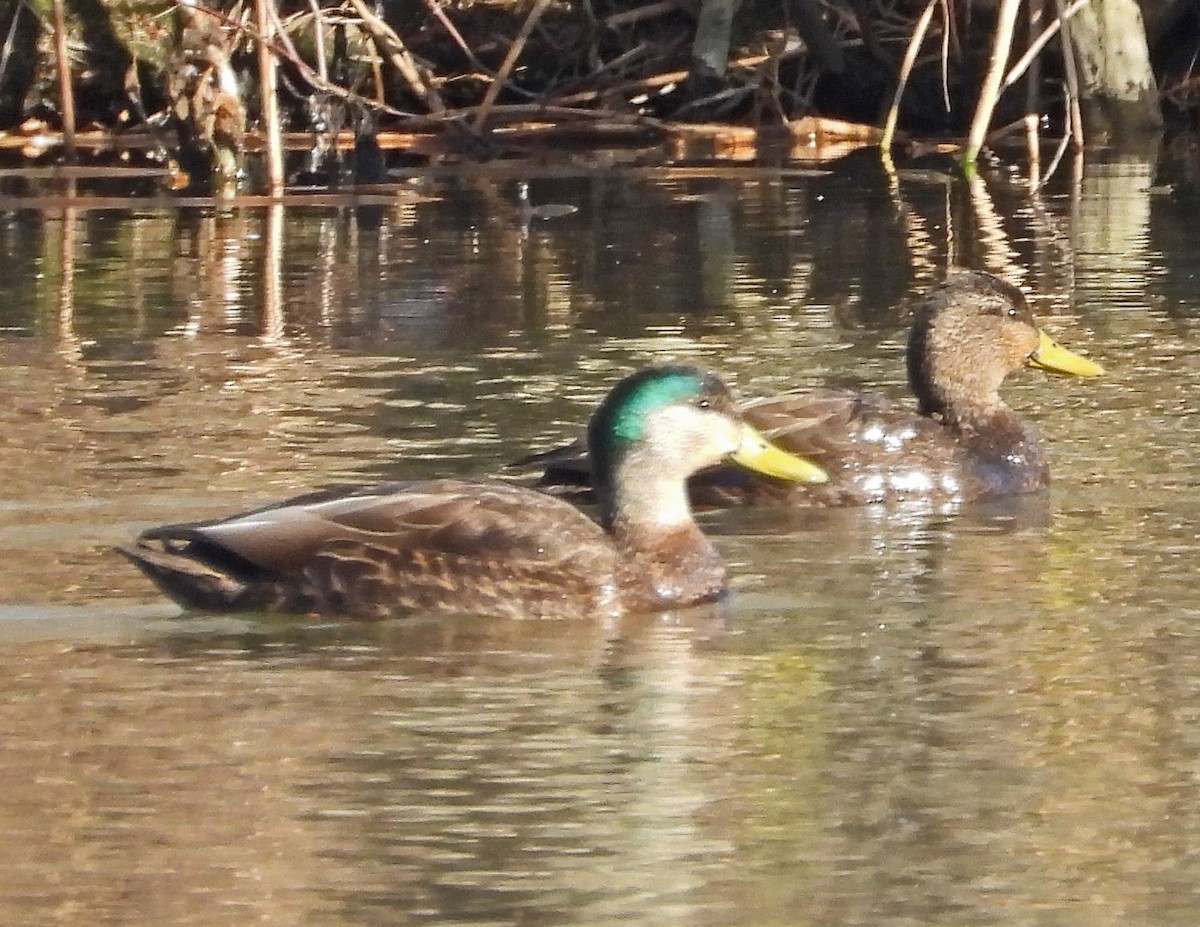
[522,271,1103,507]
[118,364,828,621]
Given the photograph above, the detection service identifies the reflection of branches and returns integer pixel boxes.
[57,202,81,366]
[262,204,285,342]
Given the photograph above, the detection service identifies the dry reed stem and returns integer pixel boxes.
[422,0,490,74]
[1000,0,1091,93]
[256,0,284,193]
[1025,0,1044,184]
[1037,98,1073,189]
[963,0,1021,170]
[881,0,939,151]
[347,0,445,113]
[186,1,414,122]
[605,0,684,28]
[472,0,552,131]
[306,0,327,82]
[51,0,75,160]
[1053,0,1085,148]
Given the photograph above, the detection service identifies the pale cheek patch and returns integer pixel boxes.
[645,406,738,466]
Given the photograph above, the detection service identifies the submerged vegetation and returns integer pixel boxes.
[0,0,1193,190]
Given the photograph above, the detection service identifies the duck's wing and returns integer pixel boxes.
[742,389,906,459]
[513,390,963,508]
[720,389,963,505]
[119,479,617,618]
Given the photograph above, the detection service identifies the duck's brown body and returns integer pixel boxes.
[527,392,1049,507]
[524,271,1100,508]
[708,390,1049,506]
[121,478,727,620]
[120,365,826,620]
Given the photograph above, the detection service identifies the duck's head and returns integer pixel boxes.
[587,364,826,528]
[907,270,1103,423]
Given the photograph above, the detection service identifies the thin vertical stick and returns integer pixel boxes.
[880,0,938,151]
[1035,92,1073,190]
[256,0,284,194]
[51,0,75,161]
[1025,0,1044,186]
[1000,0,1091,92]
[963,0,1021,171]
[1054,0,1085,148]
[307,0,328,82]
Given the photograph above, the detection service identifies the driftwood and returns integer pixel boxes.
[7,0,1181,189]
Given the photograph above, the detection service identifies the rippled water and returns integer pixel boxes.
[1,153,1200,925]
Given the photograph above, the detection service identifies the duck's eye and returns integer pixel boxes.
[697,398,711,410]
[1007,306,1018,318]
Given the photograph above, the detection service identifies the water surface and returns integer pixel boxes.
[1,154,1199,925]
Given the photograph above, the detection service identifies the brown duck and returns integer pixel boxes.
[524,271,1103,506]
[119,364,827,620]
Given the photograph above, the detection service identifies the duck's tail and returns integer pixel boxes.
[507,436,596,502]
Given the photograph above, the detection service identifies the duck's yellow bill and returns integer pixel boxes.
[731,425,829,483]
[1028,329,1104,377]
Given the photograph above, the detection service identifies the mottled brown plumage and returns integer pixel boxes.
[524,271,1103,507]
[119,365,826,620]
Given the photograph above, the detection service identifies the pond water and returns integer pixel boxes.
[1,149,1200,925]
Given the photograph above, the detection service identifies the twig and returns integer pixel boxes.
[1000,0,1091,94]
[306,0,327,83]
[881,0,938,151]
[184,1,415,121]
[346,0,444,113]
[939,0,950,111]
[421,0,489,74]
[985,116,1028,143]
[256,0,283,193]
[453,103,655,124]
[0,0,25,92]
[605,0,683,28]
[472,0,552,132]
[548,46,788,107]
[1054,0,1085,148]
[51,0,75,160]
[963,0,1021,171]
[1025,0,1044,187]
[1036,97,1073,190]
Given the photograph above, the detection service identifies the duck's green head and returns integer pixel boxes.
[587,365,826,515]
